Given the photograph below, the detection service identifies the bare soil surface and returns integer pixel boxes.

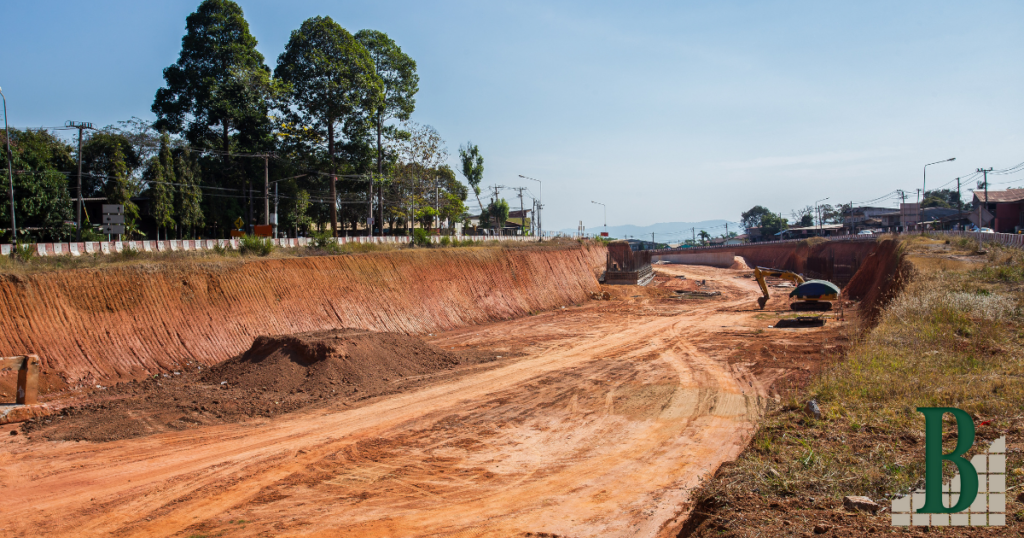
[0,264,845,538]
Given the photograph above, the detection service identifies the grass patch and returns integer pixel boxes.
[238,235,274,257]
[689,239,1024,533]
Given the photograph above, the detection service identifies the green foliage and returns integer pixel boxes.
[309,229,340,252]
[0,128,76,242]
[354,29,418,175]
[439,235,451,247]
[275,16,382,157]
[412,227,430,247]
[211,241,227,256]
[175,147,203,238]
[152,0,273,152]
[120,246,140,261]
[103,144,142,238]
[482,198,509,230]
[458,142,484,213]
[12,242,33,263]
[922,188,964,209]
[239,234,274,256]
[291,189,313,236]
[148,132,176,238]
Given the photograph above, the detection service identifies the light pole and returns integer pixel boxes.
[591,200,606,237]
[0,87,13,243]
[814,197,829,236]
[519,174,542,239]
[923,158,955,202]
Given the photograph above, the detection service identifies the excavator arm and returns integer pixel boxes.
[753,267,806,309]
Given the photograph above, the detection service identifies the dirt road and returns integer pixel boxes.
[0,264,822,537]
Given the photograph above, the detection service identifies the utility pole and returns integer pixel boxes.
[691,227,695,244]
[978,167,993,229]
[511,187,526,235]
[66,121,95,241]
[956,178,962,229]
[263,154,269,226]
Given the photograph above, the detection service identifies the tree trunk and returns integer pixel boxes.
[222,119,230,155]
[377,117,383,236]
[327,119,338,237]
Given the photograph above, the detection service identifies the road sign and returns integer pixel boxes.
[234,217,245,229]
[99,225,125,235]
[102,204,124,215]
[102,214,125,224]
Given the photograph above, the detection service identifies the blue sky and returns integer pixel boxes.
[2,1,1022,230]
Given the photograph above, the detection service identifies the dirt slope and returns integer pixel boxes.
[0,245,604,388]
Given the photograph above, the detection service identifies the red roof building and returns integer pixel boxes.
[973,189,1024,233]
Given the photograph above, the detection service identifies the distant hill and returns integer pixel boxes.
[556,220,741,243]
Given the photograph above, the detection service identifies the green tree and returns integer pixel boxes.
[354,29,418,178]
[741,205,788,237]
[82,132,142,197]
[176,147,204,238]
[104,144,141,238]
[458,142,485,214]
[291,189,312,236]
[152,0,273,153]
[698,230,711,245]
[147,133,177,240]
[922,188,961,209]
[0,129,76,242]
[275,16,383,236]
[484,198,509,230]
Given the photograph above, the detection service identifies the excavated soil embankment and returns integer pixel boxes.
[730,239,881,286]
[0,245,605,392]
[24,329,498,442]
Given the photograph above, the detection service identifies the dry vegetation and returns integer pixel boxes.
[0,237,590,275]
[684,235,1024,537]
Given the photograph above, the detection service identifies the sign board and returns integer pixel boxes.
[99,224,125,235]
[253,225,273,238]
[102,214,125,224]
[102,204,124,215]
[230,230,246,238]
[234,217,245,230]
[600,232,609,237]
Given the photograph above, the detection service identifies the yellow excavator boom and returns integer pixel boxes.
[753,267,806,309]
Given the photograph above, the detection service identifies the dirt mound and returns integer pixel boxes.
[729,256,751,270]
[22,329,497,442]
[204,329,462,399]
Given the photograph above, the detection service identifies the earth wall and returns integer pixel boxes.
[0,245,605,387]
[729,240,881,286]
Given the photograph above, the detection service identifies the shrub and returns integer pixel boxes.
[309,230,340,253]
[212,242,227,256]
[12,242,33,263]
[412,228,430,247]
[239,234,274,257]
[120,246,140,261]
[439,236,451,247]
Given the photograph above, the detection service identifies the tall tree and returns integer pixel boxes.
[354,29,418,227]
[176,147,204,238]
[152,0,273,153]
[104,144,141,237]
[354,30,417,176]
[395,122,448,233]
[148,133,177,240]
[458,142,485,213]
[0,129,76,242]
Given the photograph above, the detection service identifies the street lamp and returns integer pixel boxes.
[591,200,606,237]
[923,158,955,202]
[814,197,829,235]
[0,87,13,243]
[519,174,542,239]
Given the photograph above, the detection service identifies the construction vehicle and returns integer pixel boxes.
[753,267,840,311]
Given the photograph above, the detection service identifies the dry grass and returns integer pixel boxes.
[0,238,597,275]
[694,238,1024,515]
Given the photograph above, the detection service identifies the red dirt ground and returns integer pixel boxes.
[0,262,849,538]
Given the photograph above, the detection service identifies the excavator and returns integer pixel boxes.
[753,267,840,311]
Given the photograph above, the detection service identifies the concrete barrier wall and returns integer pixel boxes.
[652,251,736,268]
[0,234,538,257]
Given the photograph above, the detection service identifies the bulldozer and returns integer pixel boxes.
[753,267,840,311]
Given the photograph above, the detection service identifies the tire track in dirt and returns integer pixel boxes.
[0,264,776,538]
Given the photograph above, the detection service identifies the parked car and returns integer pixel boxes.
[857,230,873,235]
[979,227,995,233]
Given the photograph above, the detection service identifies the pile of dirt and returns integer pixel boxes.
[842,238,910,323]
[22,329,496,442]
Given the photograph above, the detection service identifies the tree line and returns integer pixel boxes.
[0,0,505,242]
